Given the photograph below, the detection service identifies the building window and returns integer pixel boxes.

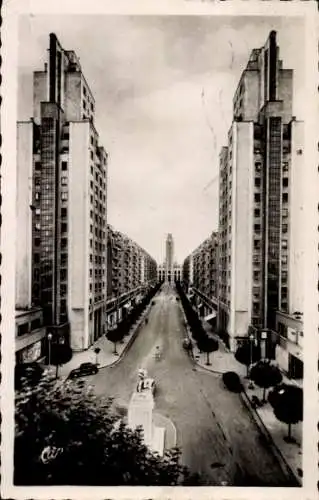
[60,269,67,281]
[255,178,261,187]
[283,162,289,171]
[282,224,288,233]
[61,253,68,266]
[254,193,261,203]
[283,178,289,188]
[62,161,68,171]
[31,318,41,330]
[35,223,41,231]
[282,239,288,249]
[282,193,288,203]
[17,323,29,337]
[254,239,261,250]
[34,253,40,263]
[61,222,67,232]
[61,207,67,218]
[90,151,94,160]
[254,224,261,233]
[254,208,260,218]
[61,192,68,201]
[35,162,41,171]
[35,238,40,247]
[60,284,67,296]
[61,176,68,186]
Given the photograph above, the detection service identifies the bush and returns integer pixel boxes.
[222,371,243,393]
[197,336,218,365]
[234,342,261,376]
[15,362,44,391]
[250,360,282,402]
[268,383,303,441]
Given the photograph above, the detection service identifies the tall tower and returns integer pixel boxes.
[165,233,174,282]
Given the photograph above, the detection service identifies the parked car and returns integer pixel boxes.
[68,362,98,379]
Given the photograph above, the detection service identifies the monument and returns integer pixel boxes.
[127,369,165,455]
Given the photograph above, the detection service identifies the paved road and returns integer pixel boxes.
[89,284,295,486]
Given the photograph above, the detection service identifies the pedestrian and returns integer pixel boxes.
[155,346,161,360]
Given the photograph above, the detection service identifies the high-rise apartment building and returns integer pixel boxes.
[16,33,108,353]
[165,233,174,282]
[218,31,304,354]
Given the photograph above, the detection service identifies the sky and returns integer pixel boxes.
[17,15,305,263]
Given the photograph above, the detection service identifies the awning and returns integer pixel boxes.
[205,312,217,321]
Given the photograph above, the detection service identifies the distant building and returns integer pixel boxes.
[218,30,304,364]
[16,33,108,355]
[158,264,165,282]
[173,263,182,282]
[183,232,219,321]
[182,255,193,293]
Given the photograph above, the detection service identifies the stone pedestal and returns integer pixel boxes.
[127,391,155,446]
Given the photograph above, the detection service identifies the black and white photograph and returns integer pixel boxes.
[1,0,318,498]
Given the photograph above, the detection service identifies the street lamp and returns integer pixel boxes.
[47,333,53,369]
[261,330,268,360]
[248,334,255,389]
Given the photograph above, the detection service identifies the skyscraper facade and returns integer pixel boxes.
[16,33,108,354]
[218,31,304,355]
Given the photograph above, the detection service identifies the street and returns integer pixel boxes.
[89,284,296,486]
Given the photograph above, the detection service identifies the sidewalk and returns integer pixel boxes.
[182,309,302,485]
[57,304,152,382]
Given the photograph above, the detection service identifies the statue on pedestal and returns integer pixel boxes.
[136,368,155,395]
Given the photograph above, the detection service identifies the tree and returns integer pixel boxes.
[50,342,73,379]
[222,372,243,393]
[268,384,303,442]
[234,342,261,376]
[197,336,219,366]
[15,362,44,391]
[106,328,123,354]
[15,377,194,485]
[94,347,101,365]
[250,360,283,402]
